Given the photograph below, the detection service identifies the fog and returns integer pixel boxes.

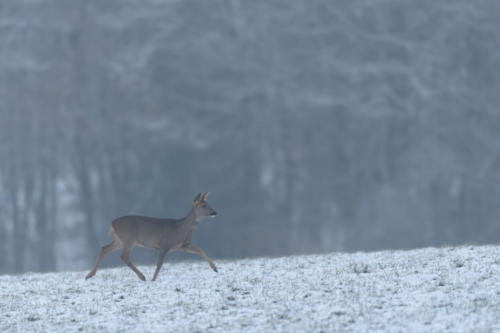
[1,0,500,274]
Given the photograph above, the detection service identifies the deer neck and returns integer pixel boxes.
[182,207,201,228]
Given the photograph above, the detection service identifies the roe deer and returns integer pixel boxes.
[85,192,218,281]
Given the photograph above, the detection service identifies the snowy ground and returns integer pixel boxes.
[2,246,500,332]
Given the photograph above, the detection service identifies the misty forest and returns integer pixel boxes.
[1,0,500,275]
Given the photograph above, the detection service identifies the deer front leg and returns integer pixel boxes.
[152,248,169,281]
[182,244,218,272]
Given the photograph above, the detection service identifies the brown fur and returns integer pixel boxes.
[85,192,217,281]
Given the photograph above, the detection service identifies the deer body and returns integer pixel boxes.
[112,216,190,250]
[86,192,217,281]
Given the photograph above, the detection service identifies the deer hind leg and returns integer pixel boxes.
[182,244,218,272]
[121,243,146,281]
[86,238,122,280]
[152,248,170,282]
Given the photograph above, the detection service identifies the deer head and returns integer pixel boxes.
[193,192,217,218]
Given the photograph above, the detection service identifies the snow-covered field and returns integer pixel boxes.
[2,246,500,332]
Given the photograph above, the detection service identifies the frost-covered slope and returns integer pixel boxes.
[2,246,500,332]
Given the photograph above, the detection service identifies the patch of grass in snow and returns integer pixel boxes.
[2,246,500,332]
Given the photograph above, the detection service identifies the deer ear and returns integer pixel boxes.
[202,192,210,202]
[193,193,203,204]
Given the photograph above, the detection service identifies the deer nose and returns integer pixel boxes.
[211,211,217,216]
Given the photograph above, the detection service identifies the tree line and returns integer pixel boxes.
[1,0,500,273]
